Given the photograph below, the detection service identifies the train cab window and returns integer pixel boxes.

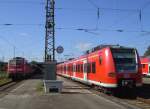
[99,56,102,65]
[87,63,91,73]
[92,62,96,73]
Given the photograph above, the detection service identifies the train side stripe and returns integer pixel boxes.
[60,73,117,88]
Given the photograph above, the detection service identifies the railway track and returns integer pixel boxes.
[0,81,17,92]
[0,81,13,87]
[61,76,150,109]
[0,80,25,97]
[92,83,150,109]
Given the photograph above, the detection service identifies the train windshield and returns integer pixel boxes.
[111,48,137,73]
[9,60,23,65]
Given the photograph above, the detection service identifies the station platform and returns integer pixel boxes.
[0,75,137,109]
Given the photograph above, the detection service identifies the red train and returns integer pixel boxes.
[140,57,150,76]
[57,45,142,92]
[7,57,32,80]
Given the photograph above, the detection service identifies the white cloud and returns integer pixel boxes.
[19,33,30,37]
[20,33,27,36]
[75,42,93,51]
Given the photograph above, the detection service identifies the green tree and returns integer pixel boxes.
[144,46,150,56]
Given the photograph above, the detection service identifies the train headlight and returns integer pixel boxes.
[108,72,116,77]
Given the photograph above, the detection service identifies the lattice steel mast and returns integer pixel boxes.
[45,0,55,62]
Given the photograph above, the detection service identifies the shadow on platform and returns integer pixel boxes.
[61,91,91,94]
[137,83,150,99]
[30,74,44,79]
[63,86,91,90]
[115,83,150,100]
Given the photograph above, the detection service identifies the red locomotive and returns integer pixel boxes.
[140,57,150,76]
[8,57,32,80]
[57,45,142,92]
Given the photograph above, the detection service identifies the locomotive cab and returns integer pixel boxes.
[110,48,142,88]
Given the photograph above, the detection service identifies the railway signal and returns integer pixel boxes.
[56,46,64,54]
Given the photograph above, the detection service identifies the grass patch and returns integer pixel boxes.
[0,78,12,86]
[36,81,44,92]
[0,72,8,79]
[0,72,11,86]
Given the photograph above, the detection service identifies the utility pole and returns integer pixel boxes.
[45,0,55,62]
[13,46,16,58]
[44,0,63,93]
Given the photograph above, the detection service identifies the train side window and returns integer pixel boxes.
[92,62,96,73]
[72,65,73,72]
[81,64,83,72]
[76,65,77,72]
[68,66,70,71]
[69,66,71,71]
[76,65,78,72]
[77,64,78,72]
[99,56,102,65]
[77,64,79,72]
[87,63,91,73]
[64,66,66,72]
[73,65,76,72]
[78,64,80,72]
[142,64,145,68]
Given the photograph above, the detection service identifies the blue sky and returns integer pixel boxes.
[0,0,150,62]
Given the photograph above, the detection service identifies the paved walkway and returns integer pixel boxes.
[0,76,139,109]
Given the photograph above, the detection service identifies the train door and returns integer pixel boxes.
[73,63,76,77]
[62,65,64,74]
[83,60,87,81]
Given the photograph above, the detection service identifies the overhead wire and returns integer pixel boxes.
[138,0,150,36]
[56,27,150,33]
[0,35,25,58]
[0,23,44,27]
[86,0,141,34]
[87,0,100,30]
[0,0,45,5]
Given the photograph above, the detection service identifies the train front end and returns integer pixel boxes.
[8,57,25,80]
[110,47,142,88]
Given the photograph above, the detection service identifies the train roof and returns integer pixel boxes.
[57,45,136,64]
[9,57,27,62]
[85,44,134,54]
[140,57,150,63]
[13,57,24,59]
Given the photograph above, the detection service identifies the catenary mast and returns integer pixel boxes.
[45,0,55,62]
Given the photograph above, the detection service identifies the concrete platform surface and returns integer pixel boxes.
[0,76,136,109]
